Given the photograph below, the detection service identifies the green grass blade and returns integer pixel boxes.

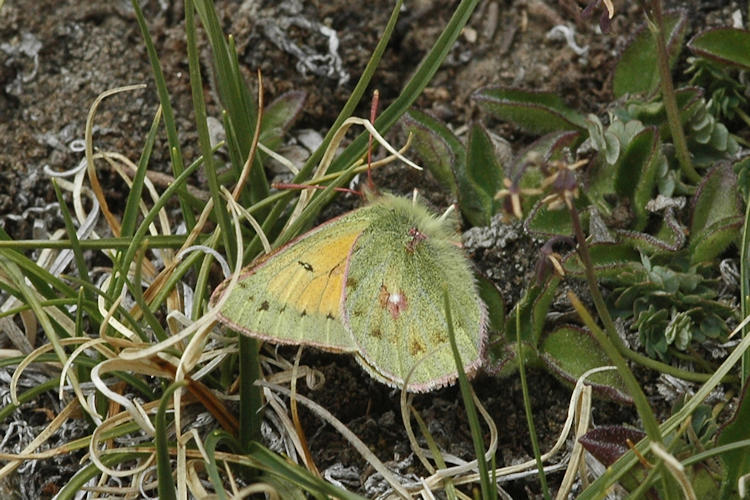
[203,430,239,500]
[326,0,480,175]
[294,0,404,182]
[155,381,187,500]
[516,304,551,499]
[238,335,262,447]
[192,0,268,204]
[185,1,234,265]
[132,0,195,229]
[444,291,495,499]
[119,104,161,238]
[51,180,91,292]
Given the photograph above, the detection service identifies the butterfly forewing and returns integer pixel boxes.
[343,197,487,391]
[212,211,373,352]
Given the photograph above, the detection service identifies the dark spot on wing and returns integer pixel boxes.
[326,312,335,320]
[371,328,382,339]
[409,337,426,355]
[301,309,307,317]
[258,300,270,311]
[280,305,286,313]
[346,277,358,288]
[432,330,447,344]
[298,260,314,272]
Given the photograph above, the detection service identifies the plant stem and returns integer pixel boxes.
[648,2,701,183]
[567,204,663,443]
[516,304,551,500]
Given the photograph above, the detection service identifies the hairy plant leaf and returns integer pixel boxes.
[579,425,646,466]
[690,162,743,262]
[563,242,641,280]
[688,27,750,70]
[401,109,462,195]
[613,126,661,230]
[717,380,750,497]
[540,326,630,402]
[260,90,307,150]
[473,87,587,135]
[464,123,504,225]
[613,9,688,97]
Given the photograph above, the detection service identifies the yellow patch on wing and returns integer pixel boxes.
[265,222,364,319]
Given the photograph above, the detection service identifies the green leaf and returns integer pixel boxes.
[464,123,504,224]
[563,242,641,280]
[525,196,589,237]
[718,381,750,497]
[467,123,504,200]
[401,109,462,195]
[477,274,505,335]
[689,28,750,70]
[473,87,587,135]
[540,326,631,402]
[613,9,687,97]
[614,127,661,230]
[259,90,307,150]
[690,162,743,262]
[487,277,560,376]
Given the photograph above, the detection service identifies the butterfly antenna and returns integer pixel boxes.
[366,89,380,195]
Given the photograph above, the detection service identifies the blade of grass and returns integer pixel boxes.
[132,0,195,230]
[516,303,551,500]
[119,105,162,239]
[186,1,234,267]
[0,234,189,250]
[245,0,479,260]
[51,179,91,297]
[155,381,187,500]
[192,0,269,204]
[444,291,495,500]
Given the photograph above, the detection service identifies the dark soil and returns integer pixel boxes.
[0,0,742,498]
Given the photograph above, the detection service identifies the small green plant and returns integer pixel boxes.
[404,0,750,497]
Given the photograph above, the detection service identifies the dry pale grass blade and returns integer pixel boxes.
[0,317,34,355]
[650,442,697,500]
[0,398,79,479]
[284,116,422,232]
[257,380,412,498]
[427,366,614,491]
[58,337,117,408]
[223,188,272,255]
[289,345,320,477]
[264,388,305,463]
[555,385,593,499]
[84,84,147,236]
[234,483,282,499]
[96,282,139,343]
[90,357,176,436]
[10,337,104,422]
[86,398,164,477]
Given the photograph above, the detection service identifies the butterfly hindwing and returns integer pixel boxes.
[343,196,487,391]
[211,210,373,352]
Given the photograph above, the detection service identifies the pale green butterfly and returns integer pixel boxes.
[210,193,487,392]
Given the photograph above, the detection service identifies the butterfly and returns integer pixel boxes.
[210,193,487,392]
